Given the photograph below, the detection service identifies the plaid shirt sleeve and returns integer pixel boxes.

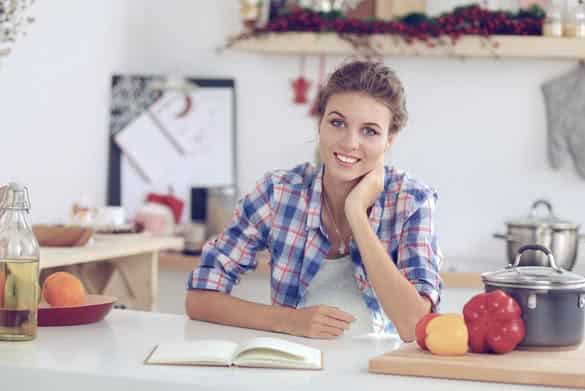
[396,190,443,311]
[187,174,273,293]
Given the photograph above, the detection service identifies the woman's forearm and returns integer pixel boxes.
[185,290,294,334]
[346,209,431,342]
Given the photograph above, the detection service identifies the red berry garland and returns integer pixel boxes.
[228,5,545,51]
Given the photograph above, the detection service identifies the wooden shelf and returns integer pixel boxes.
[228,32,585,60]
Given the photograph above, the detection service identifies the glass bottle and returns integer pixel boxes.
[543,1,564,37]
[565,0,585,37]
[0,183,40,341]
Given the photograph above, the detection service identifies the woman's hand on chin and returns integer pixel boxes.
[344,160,385,220]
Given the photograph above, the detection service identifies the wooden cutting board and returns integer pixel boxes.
[368,342,585,389]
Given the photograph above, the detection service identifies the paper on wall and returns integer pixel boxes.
[149,90,216,156]
[114,111,183,184]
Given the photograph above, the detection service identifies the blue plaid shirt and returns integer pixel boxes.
[188,163,443,334]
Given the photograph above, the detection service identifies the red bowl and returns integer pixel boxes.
[38,294,117,327]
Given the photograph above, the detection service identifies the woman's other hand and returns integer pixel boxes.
[285,305,355,339]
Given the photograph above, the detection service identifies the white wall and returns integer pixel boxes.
[1,1,584,273]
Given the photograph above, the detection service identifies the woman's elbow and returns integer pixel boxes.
[396,301,432,342]
[397,325,417,342]
[185,290,210,320]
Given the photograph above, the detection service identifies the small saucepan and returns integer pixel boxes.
[481,244,585,347]
[493,199,585,271]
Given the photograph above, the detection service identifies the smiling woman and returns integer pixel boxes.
[185,61,443,342]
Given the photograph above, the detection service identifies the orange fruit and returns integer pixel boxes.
[42,272,86,307]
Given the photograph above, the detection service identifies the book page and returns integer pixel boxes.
[232,337,322,369]
[145,340,238,366]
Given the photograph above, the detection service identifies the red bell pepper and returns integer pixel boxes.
[462,289,525,354]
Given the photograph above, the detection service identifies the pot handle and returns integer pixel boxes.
[510,244,563,273]
[493,233,523,242]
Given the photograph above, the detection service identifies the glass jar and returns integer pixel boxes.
[565,0,585,37]
[543,1,564,37]
[0,183,40,341]
[239,0,262,30]
[206,186,236,239]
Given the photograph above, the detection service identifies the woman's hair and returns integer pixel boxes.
[316,61,408,134]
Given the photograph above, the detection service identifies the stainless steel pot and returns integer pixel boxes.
[482,245,585,347]
[493,199,585,271]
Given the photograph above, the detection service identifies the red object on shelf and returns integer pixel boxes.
[38,294,117,327]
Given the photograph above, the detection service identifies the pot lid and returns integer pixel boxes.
[506,199,578,230]
[482,266,585,291]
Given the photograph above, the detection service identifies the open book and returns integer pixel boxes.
[145,337,322,370]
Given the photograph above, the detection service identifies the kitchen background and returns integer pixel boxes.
[1,0,585,303]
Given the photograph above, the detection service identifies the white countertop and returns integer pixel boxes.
[0,293,579,391]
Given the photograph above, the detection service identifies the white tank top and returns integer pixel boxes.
[301,255,374,337]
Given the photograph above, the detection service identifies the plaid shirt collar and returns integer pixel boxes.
[306,164,385,240]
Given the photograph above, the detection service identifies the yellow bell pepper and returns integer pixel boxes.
[425,313,468,356]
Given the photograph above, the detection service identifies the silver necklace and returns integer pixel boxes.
[323,193,351,254]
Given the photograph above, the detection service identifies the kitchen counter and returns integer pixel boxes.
[0,306,578,391]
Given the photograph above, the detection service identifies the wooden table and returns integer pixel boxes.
[40,234,184,311]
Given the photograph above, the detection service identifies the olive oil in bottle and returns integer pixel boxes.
[0,183,40,341]
[0,259,39,340]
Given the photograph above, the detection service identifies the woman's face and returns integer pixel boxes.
[319,91,394,182]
